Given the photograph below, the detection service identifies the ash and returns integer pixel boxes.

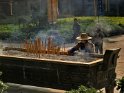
[2,50,98,63]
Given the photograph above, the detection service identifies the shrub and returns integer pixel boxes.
[66,85,102,93]
[0,72,8,93]
[116,76,124,93]
[0,32,11,40]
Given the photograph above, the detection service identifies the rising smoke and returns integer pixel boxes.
[34,29,65,46]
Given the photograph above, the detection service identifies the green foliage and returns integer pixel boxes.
[57,17,95,32]
[0,16,124,42]
[0,15,32,24]
[0,24,19,32]
[56,17,124,42]
[0,81,8,93]
[0,72,8,93]
[116,76,124,92]
[57,17,124,30]
[66,85,102,93]
[56,17,96,43]
[0,32,11,40]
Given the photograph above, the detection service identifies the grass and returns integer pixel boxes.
[56,16,124,34]
[1,16,124,33]
[55,16,124,43]
[0,24,20,32]
[57,16,124,25]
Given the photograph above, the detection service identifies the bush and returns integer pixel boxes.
[0,72,8,93]
[0,24,19,32]
[56,17,124,42]
[66,85,102,93]
[1,17,124,42]
[116,76,124,93]
[0,32,11,40]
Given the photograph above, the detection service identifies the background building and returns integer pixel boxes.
[0,0,124,22]
[58,0,124,17]
[0,0,13,16]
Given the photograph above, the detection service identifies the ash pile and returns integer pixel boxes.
[0,37,98,63]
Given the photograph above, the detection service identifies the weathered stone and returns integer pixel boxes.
[0,48,121,92]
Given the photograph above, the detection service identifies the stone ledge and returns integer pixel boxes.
[6,83,65,93]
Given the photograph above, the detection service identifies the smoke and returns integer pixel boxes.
[34,29,65,46]
[86,18,112,37]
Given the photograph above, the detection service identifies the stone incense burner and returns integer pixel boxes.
[0,48,121,93]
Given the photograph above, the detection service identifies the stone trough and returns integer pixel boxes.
[0,48,121,93]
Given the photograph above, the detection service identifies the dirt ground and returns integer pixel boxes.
[104,35,124,79]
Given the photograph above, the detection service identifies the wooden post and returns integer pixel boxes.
[9,0,13,15]
[105,0,108,12]
[93,0,97,16]
[105,0,110,15]
[47,0,58,24]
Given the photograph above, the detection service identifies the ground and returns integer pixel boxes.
[104,35,124,79]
